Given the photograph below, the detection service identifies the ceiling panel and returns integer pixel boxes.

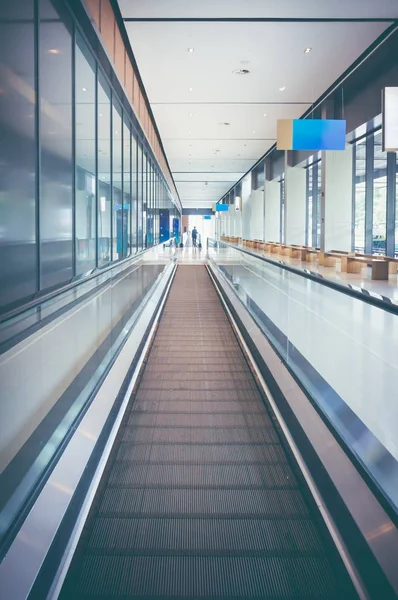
[118,3,396,208]
[125,22,390,104]
[119,0,398,20]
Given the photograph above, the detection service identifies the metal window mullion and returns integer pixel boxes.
[71,22,76,277]
[386,151,396,257]
[34,0,41,293]
[365,133,374,254]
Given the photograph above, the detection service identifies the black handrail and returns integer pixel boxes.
[0,239,175,326]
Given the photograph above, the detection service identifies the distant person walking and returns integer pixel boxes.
[192,226,198,247]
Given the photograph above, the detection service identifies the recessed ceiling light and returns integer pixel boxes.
[99,113,103,117]
[279,86,286,92]
[252,130,256,134]
[188,131,192,134]
[304,47,312,54]
[233,69,250,75]
[189,87,193,91]
[188,48,195,53]
[188,113,193,117]
[263,113,267,117]
[82,87,87,92]
[48,48,60,55]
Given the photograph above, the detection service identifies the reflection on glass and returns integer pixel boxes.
[306,166,313,246]
[372,131,387,255]
[39,0,73,289]
[143,151,148,249]
[316,161,322,247]
[75,34,96,274]
[112,100,122,261]
[354,139,366,253]
[280,177,285,244]
[396,152,398,258]
[137,142,143,251]
[131,132,138,252]
[98,72,111,266]
[123,118,131,257]
[0,1,37,310]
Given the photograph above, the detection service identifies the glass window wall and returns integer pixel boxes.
[123,118,131,257]
[39,0,73,289]
[372,131,387,255]
[75,34,96,275]
[98,72,112,266]
[0,0,179,313]
[0,0,37,310]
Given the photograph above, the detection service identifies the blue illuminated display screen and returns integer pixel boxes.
[216,204,229,212]
[293,119,346,151]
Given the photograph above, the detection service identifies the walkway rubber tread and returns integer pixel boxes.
[60,265,357,599]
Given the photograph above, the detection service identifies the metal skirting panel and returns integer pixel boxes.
[59,266,356,599]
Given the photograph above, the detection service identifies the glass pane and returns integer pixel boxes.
[373,131,387,255]
[131,131,138,252]
[354,139,366,253]
[307,166,313,246]
[75,35,96,275]
[112,100,122,261]
[123,118,131,257]
[137,141,143,251]
[396,152,398,258]
[0,1,37,311]
[98,72,111,266]
[316,161,322,247]
[280,178,285,244]
[40,0,73,289]
[142,151,147,248]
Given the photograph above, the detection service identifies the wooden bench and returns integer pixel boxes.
[340,256,389,280]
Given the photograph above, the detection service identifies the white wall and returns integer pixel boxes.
[323,146,353,251]
[285,165,306,245]
[249,189,265,240]
[264,180,281,242]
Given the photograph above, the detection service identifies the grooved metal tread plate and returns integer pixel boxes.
[61,266,357,599]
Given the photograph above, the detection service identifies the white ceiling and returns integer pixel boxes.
[118,0,398,20]
[118,0,397,208]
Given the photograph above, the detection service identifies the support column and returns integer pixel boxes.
[284,161,306,245]
[249,190,265,240]
[264,180,281,242]
[322,145,353,252]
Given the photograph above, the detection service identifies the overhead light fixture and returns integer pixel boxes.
[82,87,87,92]
[99,113,103,117]
[252,130,256,134]
[189,87,193,91]
[279,86,286,92]
[263,113,267,117]
[233,69,250,75]
[188,113,193,117]
[187,48,195,53]
[48,48,60,55]
[304,47,312,54]
[188,130,192,134]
